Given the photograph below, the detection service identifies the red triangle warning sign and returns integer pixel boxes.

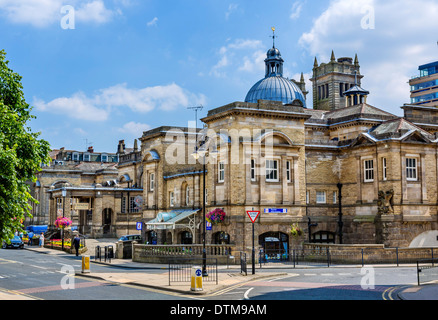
[246,211,260,223]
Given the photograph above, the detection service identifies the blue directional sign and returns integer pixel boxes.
[136,222,142,230]
[195,269,202,277]
[264,208,287,214]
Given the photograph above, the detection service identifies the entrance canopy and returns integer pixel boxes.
[146,209,200,231]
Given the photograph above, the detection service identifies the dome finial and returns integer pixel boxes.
[271,27,276,48]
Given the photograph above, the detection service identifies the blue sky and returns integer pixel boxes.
[1,0,437,152]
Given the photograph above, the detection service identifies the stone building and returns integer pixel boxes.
[31,140,143,238]
[141,41,438,258]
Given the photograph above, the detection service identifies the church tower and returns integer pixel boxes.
[310,52,362,111]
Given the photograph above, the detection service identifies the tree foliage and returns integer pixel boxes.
[0,49,51,242]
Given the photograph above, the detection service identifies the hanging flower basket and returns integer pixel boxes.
[206,208,226,225]
[290,223,303,237]
[54,217,73,229]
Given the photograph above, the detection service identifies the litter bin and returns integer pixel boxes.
[82,256,90,273]
[191,266,203,291]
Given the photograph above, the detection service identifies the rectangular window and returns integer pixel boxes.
[333,191,337,204]
[306,191,310,204]
[84,153,90,162]
[169,192,174,207]
[382,157,387,181]
[286,161,291,182]
[129,197,139,213]
[250,159,256,181]
[72,152,79,161]
[218,162,225,183]
[121,197,126,213]
[101,154,108,162]
[265,160,279,182]
[316,191,326,204]
[149,173,155,191]
[364,159,374,182]
[406,158,418,181]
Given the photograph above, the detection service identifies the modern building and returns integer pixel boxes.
[409,61,438,106]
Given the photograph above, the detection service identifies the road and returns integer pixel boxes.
[0,248,418,301]
[0,248,190,300]
[203,266,418,301]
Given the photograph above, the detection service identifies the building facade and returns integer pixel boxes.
[140,44,438,256]
[32,41,438,254]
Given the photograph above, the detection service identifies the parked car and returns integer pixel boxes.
[118,235,142,242]
[2,236,24,249]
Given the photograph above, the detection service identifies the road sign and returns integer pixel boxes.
[246,211,260,223]
[206,221,212,231]
[136,222,142,230]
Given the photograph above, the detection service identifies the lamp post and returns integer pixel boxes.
[337,183,343,244]
[192,148,208,277]
[62,187,66,251]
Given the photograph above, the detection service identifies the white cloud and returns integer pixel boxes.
[34,93,110,121]
[34,83,207,121]
[118,121,151,138]
[147,17,158,27]
[75,0,114,24]
[211,39,265,77]
[298,0,438,113]
[290,1,304,20]
[0,0,117,27]
[225,3,239,20]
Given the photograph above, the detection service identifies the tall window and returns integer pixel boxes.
[382,157,387,181]
[250,159,256,181]
[406,158,418,181]
[364,159,374,182]
[149,173,155,191]
[185,185,190,206]
[218,162,225,183]
[169,192,174,207]
[121,197,126,213]
[266,160,279,182]
[286,160,291,182]
[333,191,337,204]
[129,197,139,213]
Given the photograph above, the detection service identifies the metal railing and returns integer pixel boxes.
[417,259,438,286]
[258,247,437,268]
[94,245,114,263]
[168,258,218,285]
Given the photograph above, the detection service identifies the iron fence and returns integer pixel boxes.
[258,247,437,268]
[417,259,438,286]
[168,258,218,285]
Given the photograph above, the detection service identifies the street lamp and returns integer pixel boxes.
[61,187,67,251]
[192,146,208,277]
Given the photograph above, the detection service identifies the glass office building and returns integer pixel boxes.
[410,61,438,106]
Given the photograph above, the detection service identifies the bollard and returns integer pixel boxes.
[191,266,203,292]
[82,255,90,273]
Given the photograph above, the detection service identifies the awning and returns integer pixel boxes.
[146,209,200,231]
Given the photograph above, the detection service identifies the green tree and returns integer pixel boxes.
[0,49,51,242]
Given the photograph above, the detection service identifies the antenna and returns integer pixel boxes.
[84,139,93,151]
[187,105,204,131]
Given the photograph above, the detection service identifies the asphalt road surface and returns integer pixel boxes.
[0,248,418,301]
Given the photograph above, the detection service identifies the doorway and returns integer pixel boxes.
[259,232,289,261]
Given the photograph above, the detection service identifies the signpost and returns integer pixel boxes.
[246,210,260,275]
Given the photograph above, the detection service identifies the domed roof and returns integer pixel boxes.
[245,76,306,107]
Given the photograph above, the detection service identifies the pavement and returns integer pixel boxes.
[1,241,437,300]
